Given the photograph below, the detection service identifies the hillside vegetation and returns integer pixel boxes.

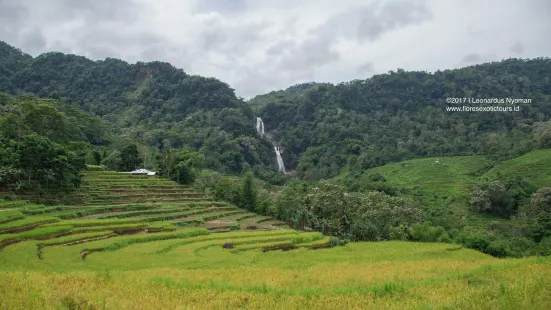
[3,41,551,184]
[347,149,551,212]
[0,93,109,194]
[0,41,279,178]
[252,59,551,180]
[481,149,551,187]
[332,149,551,257]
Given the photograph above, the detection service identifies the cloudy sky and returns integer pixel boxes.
[1,0,549,98]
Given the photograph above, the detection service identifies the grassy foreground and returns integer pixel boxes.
[1,240,551,309]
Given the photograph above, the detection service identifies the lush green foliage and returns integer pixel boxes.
[333,151,551,257]
[195,171,428,243]
[253,59,551,179]
[0,93,110,193]
[0,41,277,177]
[240,172,257,212]
[273,182,425,241]
[157,148,205,185]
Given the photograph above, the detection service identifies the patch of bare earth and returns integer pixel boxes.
[206,219,234,224]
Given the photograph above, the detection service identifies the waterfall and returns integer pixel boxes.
[274,146,286,173]
[255,117,286,174]
[255,117,265,135]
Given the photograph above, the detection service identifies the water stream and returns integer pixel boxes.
[255,117,286,173]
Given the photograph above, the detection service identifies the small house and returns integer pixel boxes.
[123,169,158,177]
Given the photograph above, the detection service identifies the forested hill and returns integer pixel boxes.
[0,41,277,177]
[0,41,241,117]
[251,58,551,180]
[2,40,551,182]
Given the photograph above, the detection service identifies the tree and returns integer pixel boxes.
[91,150,102,165]
[157,144,174,178]
[539,127,551,148]
[119,144,142,171]
[165,149,204,185]
[0,94,96,194]
[240,172,257,211]
[273,182,310,227]
[102,150,122,171]
[487,181,515,217]
[307,183,348,236]
[470,181,514,217]
[18,134,54,184]
[530,187,551,216]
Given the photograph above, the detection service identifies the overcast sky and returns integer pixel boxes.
[1,0,550,98]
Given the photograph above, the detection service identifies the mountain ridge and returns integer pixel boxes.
[2,41,551,181]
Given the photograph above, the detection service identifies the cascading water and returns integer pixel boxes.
[255,117,286,173]
[255,117,265,135]
[274,146,286,173]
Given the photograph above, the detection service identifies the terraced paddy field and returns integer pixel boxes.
[1,171,551,309]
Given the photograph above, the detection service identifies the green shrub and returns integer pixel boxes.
[538,237,551,256]
[486,240,512,257]
[327,237,349,248]
[348,220,381,241]
[455,230,493,252]
[409,222,451,243]
[389,225,409,241]
[368,173,386,182]
[436,233,452,243]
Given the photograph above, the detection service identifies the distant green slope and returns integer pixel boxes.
[481,149,551,187]
[356,149,551,199]
[337,149,551,228]
[362,155,493,198]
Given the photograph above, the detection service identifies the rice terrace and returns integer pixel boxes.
[0,169,548,309]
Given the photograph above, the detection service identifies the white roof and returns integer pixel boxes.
[131,169,153,174]
[147,172,156,176]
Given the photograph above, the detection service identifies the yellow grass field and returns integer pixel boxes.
[1,239,551,309]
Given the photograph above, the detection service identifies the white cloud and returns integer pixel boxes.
[0,0,549,98]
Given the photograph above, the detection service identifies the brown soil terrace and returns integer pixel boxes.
[206,219,235,224]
